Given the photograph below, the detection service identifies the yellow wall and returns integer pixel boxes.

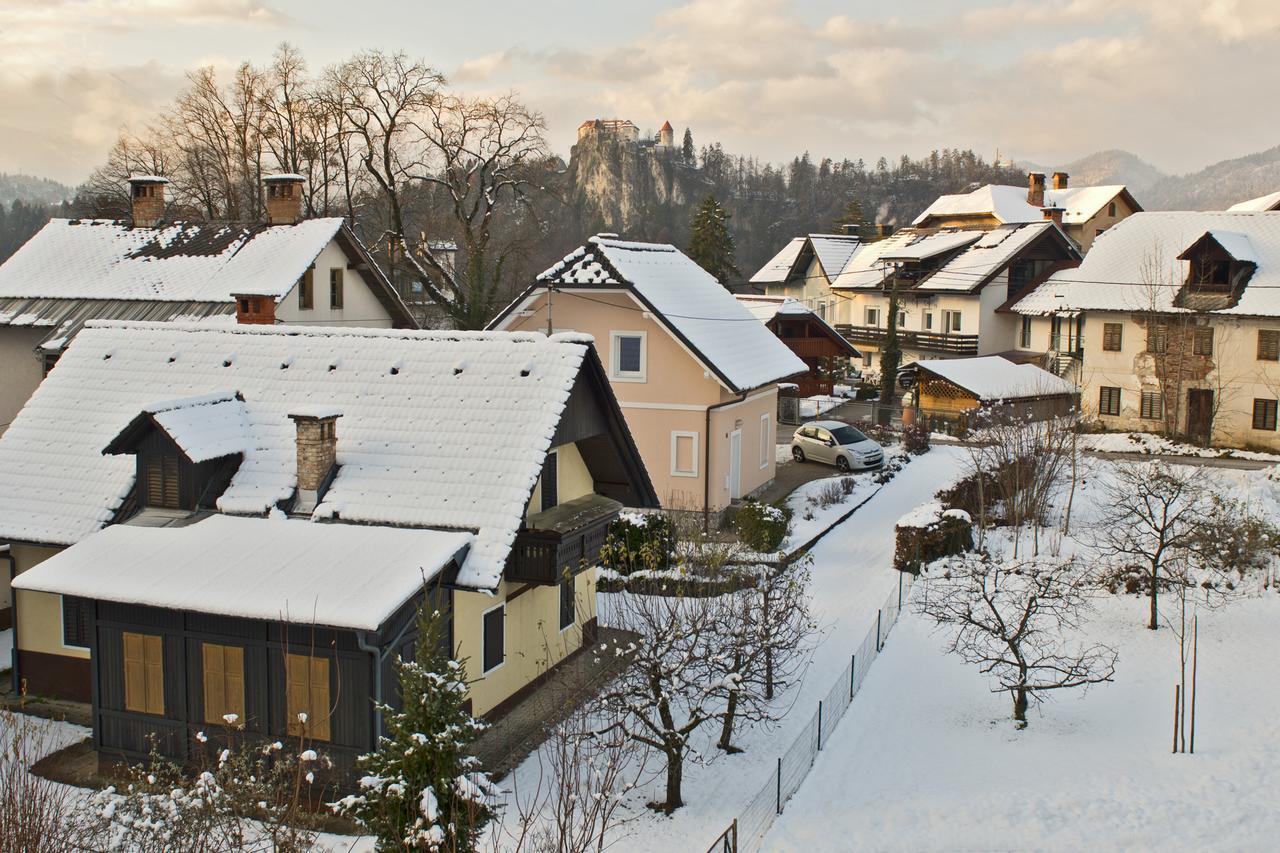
[1068,194,1138,254]
[11,543,86,660]
[526,441,595,517]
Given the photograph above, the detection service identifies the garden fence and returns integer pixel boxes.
[705,570,916,853]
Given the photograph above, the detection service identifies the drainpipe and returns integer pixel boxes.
[703,392,748,532]
[1,545,15,691]
[355,632,384,744]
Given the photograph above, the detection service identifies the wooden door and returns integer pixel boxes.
[1187,389,1214,445]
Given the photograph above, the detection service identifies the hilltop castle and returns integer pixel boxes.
[577,118,676,150]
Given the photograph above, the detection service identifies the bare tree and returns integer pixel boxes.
[915,553,1118,727]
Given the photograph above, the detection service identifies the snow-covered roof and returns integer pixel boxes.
[918,356,1078,401]
[912,184,1130,227]
[143,391,250,463]
[1227,191,1280,213]
[0,218,348,303]
[922,223,1076,293]
[733,296,859,354]
[809,235,862,278]
[1013,212,1280,317]
[1197,230,1259,264]
[879,230,982,262]
[831,230,982,290]
[0,322,601,590]
[0,297,234,352]
[12,515,472,632]
[747,234,860,285]
[525,236,806,392]
[749,238,806,284]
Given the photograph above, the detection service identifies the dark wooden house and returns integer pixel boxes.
[738,296,861,396]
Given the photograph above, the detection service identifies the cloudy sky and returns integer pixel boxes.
[2,0,1278,185]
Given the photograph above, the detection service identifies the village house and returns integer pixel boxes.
[2,320,657,773]
[747,233,863,322]
[828,221,1081,380]
[912,355,1080,432]
[912,172,1142,253]
[1010,211,1280,450]
[0,174,415,434]
[736,295,861,396]
[488,235,805,519]
[1228,191,1280,212]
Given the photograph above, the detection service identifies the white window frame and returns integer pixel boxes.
[943,310,963,333]
[609,331,647,382]
[759,413,771,469]
[670,430,699,478]
[924,311,934,331]
[865,308,880,327]
[480,601,506,675]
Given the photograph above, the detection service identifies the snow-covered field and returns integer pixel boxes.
[1079,431,1280,462]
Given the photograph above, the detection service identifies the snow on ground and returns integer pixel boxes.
[798,395,845,419]
[0,628,12,671]
[767,457,1280,851]
[1079,431,1280,461]
[781,456,902,550]
[496,445,968,851]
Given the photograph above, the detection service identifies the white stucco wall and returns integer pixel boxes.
[275,238,394,328]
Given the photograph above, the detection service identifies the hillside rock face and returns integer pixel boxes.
[567,135,705,243]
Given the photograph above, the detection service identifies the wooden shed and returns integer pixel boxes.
[914,355,1079,431]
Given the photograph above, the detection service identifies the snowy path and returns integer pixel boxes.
[585,446,966,851]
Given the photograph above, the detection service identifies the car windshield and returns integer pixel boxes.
[830,425,868,445]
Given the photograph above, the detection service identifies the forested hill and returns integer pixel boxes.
[0,174,74,264]
[564,138,1029,275]
[0,173,72,207]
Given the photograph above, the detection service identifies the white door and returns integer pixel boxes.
[728,430,742,500]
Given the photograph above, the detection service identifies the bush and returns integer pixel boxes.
[807,482,845,510]
[894,509,973,573]
[903,423,931,455]
[855,385,879,400]
[735,501,791,552]
[599,513,674,576]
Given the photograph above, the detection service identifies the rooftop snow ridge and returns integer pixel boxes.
[143,389,240,414]
[84,318,569,345]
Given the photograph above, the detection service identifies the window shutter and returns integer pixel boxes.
[226,647,245,722]
[62,596,89,647]
[1103,323,1123,351]
[124,632,146,713]
[540,451,558,512]
[559,577,574,630]
[203,643,225,724]
[309,657,330,741]
[144,635,164,715]
[285,653,330,740]
[1259,330,1279,361]
[483,607,504,672]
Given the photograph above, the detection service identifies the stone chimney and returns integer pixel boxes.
[1042,205,1065,227]
[232,293,276,325]
[1052,171,1069,190]
[288,410,342,509]
[264,174,305,226]
[1027,172,1046,207]
[128,175,169,227]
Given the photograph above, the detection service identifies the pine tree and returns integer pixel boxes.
[686,195,739,286]
[681,128,695,165]
[832,198,867,235]
[879,278,903,406]
[334,599,496,850]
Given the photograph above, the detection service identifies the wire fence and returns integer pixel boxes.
[707,570,917,853]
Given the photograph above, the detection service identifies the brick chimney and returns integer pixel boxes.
[288,410,342,502]
[1042,205,1065,227]
[264,174,305,226]
[232,293,276,325]
[1052,171,1069,190]
[1027,172,1046,207]
[128,175,169,227]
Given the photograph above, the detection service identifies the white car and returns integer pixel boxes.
[790,420,884,472]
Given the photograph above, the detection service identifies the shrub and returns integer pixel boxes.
[839,476,858,496]
[807,482,845,510]
[893,508,974,573]
[735,501,791,552]
[855,385,879,400]
[0,708,79,853]
[599,513,674,576]
[903,423,931,455]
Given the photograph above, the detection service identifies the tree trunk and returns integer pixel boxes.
[1012,687,1029,727]
[662,749,683,813]
[718,688,740,753]
[1149,565,1159,630]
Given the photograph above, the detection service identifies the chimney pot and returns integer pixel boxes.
[288,410,342,498]
[264,174,306,225]
[1042,206,1065,226]
[1027,172,1046,207]
[128,175,169,227]
[232,293,276,325]
[1052,171,1069,190]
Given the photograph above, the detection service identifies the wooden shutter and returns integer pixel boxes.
[540,451,558,512]
[1102,323,1122,351]
[1259,330,1280,361]
[309,657,330,741]
[146,452,180,508]
[203,643,245,724]
[285,653,330,741]
[330,268,344,309]
[1193,327,1214,356]
[124,632,164,715]
[299,268,314,309]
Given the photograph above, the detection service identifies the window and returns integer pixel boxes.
[123,631,164,716]
[1140,391,1163,421]
[670,431,698,477]
[482,604,505,674]
[816,302,827,321]
[924,312,934,331]
[285,653,331,741]
[559,577,575,631]
[1107,202,1117,217]
[897,311,906,328]
[943,310,962,333]
[329,268,344,309]
[865,307,880,327]
[610,332,646,381]
[1148,324,1168,354]
[1019,316,1032,348]
[1099,386,1121,417]
[759,413,771,469]
[1258,330,1280,361]
[62,596,90,648]
[298,268,314,310]
[1102,323,1123,352]
[862,352,873,368]
[1254,399,1278,431]
[202,643,245,725]
[539,450,558,512]
[237,297,250,314]
[145,450,181,509]
[1192,327,1214,356]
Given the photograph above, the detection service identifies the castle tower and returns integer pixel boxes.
[658,120,674,148]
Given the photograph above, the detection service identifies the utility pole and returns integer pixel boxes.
[546,282,554,335]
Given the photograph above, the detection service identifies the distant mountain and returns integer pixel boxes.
[1141,145,1280,211]
[0,173,73,207]
[1019,150,1168,195]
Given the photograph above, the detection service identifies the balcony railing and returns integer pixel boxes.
[836,324,979,356]
[506,494,621,585]
[1049,335,1084,357]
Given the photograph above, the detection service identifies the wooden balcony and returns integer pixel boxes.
[506,494,622,585]
[781,336,843,358]
[836,324,979,356]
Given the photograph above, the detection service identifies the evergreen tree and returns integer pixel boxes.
[832,198,867,235]
[686,195,740,286]
[879,279,903,406]
[334,598,496,850]
[681,128,695,165]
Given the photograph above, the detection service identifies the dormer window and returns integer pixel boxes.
[1176,231,1257,310]
[145,449,183,508]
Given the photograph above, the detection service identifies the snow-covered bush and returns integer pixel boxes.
[903,422,931,455]
[332,604,497,850]
[735,500,791,552]
[599,513,674,577]
[894,502,973,573]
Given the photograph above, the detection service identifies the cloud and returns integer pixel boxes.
[453,51,512,83]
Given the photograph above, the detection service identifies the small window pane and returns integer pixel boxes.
[483,607,505,673]
[329,268,344,309]
[616,336,642,373]
[1253,399,1278,431]
[1099,386,1121,417]
[62,596,90,648]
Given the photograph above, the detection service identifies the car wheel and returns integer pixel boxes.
[836,456,851,473]
[792,446,806,463]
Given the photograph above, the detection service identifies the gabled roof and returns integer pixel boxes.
[734,295,860,356]
[747,234,860,285]
[103,390,250,463]
[1227,191,1280,212]
[495,236,806,393]
[1012,212,1280,317]
[12,515,472,632]
[0,321,653,589]
[917,356,1078,401]
[0,218,415,342]
[831,229,983,290]
[912,184,1138,227]
[920,222,1080,293]
[749,237,806,284]
[1180,230,1259,265]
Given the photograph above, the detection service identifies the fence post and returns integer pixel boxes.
[876,609,882,652]
[817,701,823,751]
[776,756,782,814]
[850,653,856,699]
